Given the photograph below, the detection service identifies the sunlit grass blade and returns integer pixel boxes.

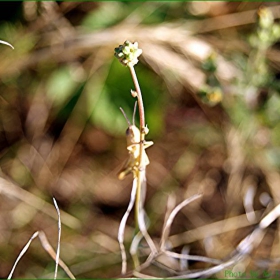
[8,231,39,279]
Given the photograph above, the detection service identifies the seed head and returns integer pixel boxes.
[114,40,142,67]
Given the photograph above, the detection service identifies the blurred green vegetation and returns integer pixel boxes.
[0,1,280,278]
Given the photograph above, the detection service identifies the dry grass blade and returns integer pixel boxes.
[169,210,263,247]
[8,231,39,279]
[137,206,157,254]
[259,203,280,229]
[0,177,81,229]
[38,231,76,279]
[237,227,265,256]
[136,170,157,256]
[7,224,75,278]
[243,184,257,223]
[164,251,221,265]
[53,197,61,279]
[136,212,266,278]
[193,5,280,34]
[160,193,202,251]
[169,257,240,279]
[0,39,14,49]
[161,195,176,240]
[6,197,75,279]
[118,177,138,275]
[221,204,280,277]
[169,203,280,278]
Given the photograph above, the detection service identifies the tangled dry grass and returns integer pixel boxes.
[1,2,280,278]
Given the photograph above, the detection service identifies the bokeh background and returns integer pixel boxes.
[1,1,280,278]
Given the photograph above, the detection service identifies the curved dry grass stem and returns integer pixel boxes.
[176,203,280,279]
[164,250,221,265]
[7,198,75,280]
[128,170,157,271]
[38,231,75,279]
[160,193,202,251]
[53,197,61,279]
[0,177,81,229]
[8,231,39,279]
[8,231,76,279]
[260,203,280,229]
[169,210,263,247]
[136,170,157,253]
[118,177,138,274]
[243,184,257,223]
[162,195,176,232]
[0,39,14,49]
[168,257,240,279]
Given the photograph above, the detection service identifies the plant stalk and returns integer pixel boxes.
[128,65,146,230]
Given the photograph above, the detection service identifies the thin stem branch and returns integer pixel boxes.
[8,232,39,279]
[116,42,155,273]
[128,65,145,129]
[128,63,158,263]
[128,65,146,231]
[53,197,61,280]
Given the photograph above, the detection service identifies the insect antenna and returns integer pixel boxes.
[120,107,131,126]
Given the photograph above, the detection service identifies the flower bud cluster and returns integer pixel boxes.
[114,41,142,67]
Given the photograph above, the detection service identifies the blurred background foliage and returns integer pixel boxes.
[1,1,280,278]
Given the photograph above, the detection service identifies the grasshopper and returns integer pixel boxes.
[118,103,153,180]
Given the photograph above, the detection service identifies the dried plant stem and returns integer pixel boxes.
[53,197,61,279]
[160,193,202,251]
[129,64,157,256]
[0,40,14,49]
[116,41,156,274]
[38,231,75,279]
[7,198,75,280]
[164,250,221,264]
[7,230,75,280]
[8,231,39,279]
[128,65,145,129]
[135,172,157,258]
[0,177,81,229]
